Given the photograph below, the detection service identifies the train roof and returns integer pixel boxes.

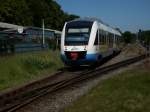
[68,17,122,36]
[71,17,102,22]
[70,17,110,27]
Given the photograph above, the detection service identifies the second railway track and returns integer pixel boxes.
[0,54,149,112]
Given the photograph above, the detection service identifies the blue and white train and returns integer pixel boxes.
[61,18,122,66]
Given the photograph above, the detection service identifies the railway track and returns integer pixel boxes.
[0,54,149,112]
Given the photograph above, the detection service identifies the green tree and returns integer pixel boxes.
[0,0,33,25]
[0,0,79,30]
[140,30,150,45]
[122,31,136,43]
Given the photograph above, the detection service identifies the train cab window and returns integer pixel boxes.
[65,27,91,45]
[65,21,93,46]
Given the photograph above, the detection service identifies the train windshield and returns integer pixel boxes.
[65,21,93,46]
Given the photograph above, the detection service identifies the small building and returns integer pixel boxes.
[0,22,61,54]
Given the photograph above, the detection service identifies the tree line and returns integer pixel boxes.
[0,0,79,30]
[122,30,150,45]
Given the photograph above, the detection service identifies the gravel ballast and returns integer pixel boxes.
[15,58,148,112]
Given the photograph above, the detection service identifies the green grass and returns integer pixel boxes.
[64,64,150,112]
[0,50,63,91]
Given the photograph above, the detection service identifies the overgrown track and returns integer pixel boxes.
[0,54,149,112]
[0,67,91,112]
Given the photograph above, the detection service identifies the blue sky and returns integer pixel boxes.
[56,0,150,32]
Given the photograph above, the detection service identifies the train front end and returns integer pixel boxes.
[61,20,99,66]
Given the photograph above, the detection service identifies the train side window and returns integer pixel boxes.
[94,30,98,45]
[116,35,118,44]
[105,31,108,45]
[99,30,105,45]
[99,30,102,44]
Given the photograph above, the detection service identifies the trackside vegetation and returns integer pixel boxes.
[0,50,63,91]
[64,62,150,112]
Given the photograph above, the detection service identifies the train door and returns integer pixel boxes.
[99,30,108,53]
[108,33,113,48]
[113,34,117,48]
